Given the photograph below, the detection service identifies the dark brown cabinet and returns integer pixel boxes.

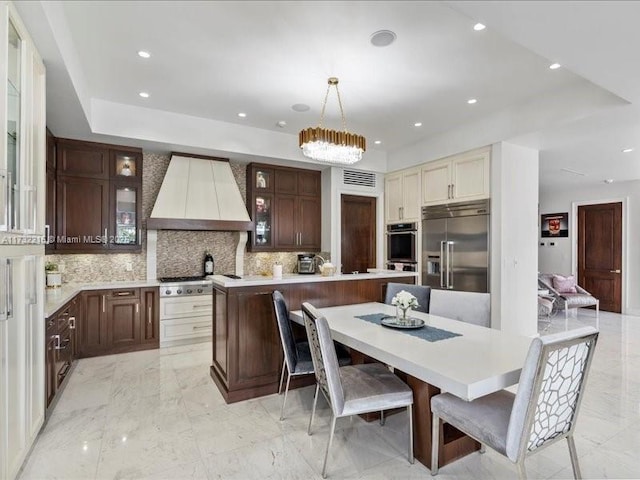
[45,129,56,253]
[56,176,110,252]
[46,136,142,253]
[141,287,159,345]
[79,290,109,356]
[247,163,321,252]
[45,295,81,415]
[78,287,158,358]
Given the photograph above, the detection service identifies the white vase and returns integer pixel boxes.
[46,272,62,288]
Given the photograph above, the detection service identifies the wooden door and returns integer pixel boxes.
[298,196,321,250]
[56,176,109,252]
[578,202,622,312]
[421,160,450,206]
[45,170,56,251]
[341,195,376,274]
[402,168,422,221]
[79,291,108,357]
[107,298,141,348]
[385,173,402,222]
[298,170,320,196]
[141,287,159,344]
[274,194,297,249]
[56,139,109,179]
[451,151,490,201]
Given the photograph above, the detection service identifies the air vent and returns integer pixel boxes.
[343,169,376,188]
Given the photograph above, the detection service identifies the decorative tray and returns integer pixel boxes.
[380,317,425,330]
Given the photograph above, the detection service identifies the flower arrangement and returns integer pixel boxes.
[391,290,419,321]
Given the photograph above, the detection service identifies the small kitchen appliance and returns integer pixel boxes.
[297,253,316,274]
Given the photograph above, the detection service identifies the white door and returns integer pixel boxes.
[422,160,451,206]
[451,151,490,202]
[402,168,421,221]
[384,173,402,222]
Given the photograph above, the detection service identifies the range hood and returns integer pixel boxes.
[147,154,253,231]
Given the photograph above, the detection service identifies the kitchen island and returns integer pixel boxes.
[209,271,418,403]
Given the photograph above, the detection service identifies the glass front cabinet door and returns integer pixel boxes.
[248,165,274,251]
[111,183,141,249]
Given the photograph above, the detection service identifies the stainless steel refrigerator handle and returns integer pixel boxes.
[439,241,446,288]
[448,242,454,289]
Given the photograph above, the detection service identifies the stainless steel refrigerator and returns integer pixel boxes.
[422,200,490,293]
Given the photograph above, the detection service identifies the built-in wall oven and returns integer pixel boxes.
[386,222,418,271]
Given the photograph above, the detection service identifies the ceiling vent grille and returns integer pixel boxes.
[343,169,376,188]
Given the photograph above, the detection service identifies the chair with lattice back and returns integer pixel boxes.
[430,326,598,479]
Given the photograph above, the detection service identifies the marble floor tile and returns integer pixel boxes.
[201,435,320,480]
[19,309,640,480]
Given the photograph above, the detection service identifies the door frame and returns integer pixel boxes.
[571,197,628,313]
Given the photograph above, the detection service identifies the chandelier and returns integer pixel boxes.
[299,77,366,165]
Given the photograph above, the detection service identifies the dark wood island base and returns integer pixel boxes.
[209,274,415,404]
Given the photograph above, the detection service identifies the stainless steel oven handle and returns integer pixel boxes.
[7,259,13,318]
[386,231,417,235]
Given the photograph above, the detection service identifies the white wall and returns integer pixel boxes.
[490,142,539,336]
[539,180,638,315]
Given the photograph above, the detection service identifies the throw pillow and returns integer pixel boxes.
[553,274,577,293]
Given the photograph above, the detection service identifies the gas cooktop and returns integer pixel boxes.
[158,275,207,283]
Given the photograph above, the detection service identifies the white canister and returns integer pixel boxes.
[272,263,283,279]
[46,272,62,288]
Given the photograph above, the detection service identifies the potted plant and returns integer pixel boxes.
[45,261,62,288]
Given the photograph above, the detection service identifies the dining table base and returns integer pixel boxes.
[401,372,481,469]
[349,349,479,469]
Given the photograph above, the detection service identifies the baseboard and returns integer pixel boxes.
[624,307,640,317]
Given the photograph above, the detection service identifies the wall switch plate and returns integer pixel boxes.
[125,262,133,272]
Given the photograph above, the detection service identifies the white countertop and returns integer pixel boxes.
[207,270,418,288]
[290,302,532,401]
[44,280,161,318]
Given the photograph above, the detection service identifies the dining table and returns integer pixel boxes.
[289,301,533,469]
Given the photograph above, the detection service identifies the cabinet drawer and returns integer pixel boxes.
[160,296,212,319]
[160,316,212,346]
[109,288,140,299]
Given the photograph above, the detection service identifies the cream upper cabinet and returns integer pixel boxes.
[385,166,421,223]
[422,148,490,206]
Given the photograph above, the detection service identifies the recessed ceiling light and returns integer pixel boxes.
[549,63,561,70]
[604,179,614,184]
[370,30,397,47]
[137,50,150,59]
[276,120,287,128]
[374,140,382,145]
[291,103,310,112]
[237,112,247,118]
[622,148,634,153]
[473,23,486,31]
[414,122,422,127]
[467,98,477,104]
[138,92,149,98]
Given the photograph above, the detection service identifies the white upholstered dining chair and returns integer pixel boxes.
[429,290,491,327]
[430,326,598,479]
[302,302,414,478]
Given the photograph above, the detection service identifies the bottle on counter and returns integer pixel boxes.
[204,252,214,276]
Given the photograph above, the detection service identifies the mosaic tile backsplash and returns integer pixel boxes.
[47,152,327,283]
